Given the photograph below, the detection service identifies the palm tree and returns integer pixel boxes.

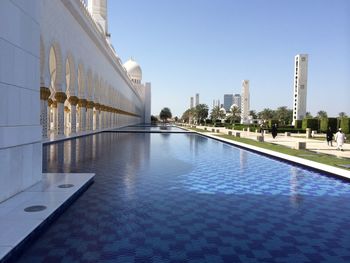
[305,112,313,119]
[275,106,293,125]
[210,106,225,124]
[316,110,328,119]
[228,106,241,124]
[258,108,274,121]
[249,110,257,119]
[338,112,348,118]
[194,104,209,124]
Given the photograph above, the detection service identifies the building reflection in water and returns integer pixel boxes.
[290,166,303,207]
[43,132,151,197]
[239,149,247,173]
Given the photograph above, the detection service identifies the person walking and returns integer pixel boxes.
[271,124,278,139]
[335,128,346,151]
[326,127,334,146]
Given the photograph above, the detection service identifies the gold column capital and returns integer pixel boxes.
[86,100,95,109]
[68,96,79,106]
[78,99,88,108]
[54,92,67,103]
[40,87,51,100]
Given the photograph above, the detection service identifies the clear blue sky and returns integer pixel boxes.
[107,0,350,117]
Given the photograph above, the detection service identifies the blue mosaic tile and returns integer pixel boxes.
[13,132,350,263]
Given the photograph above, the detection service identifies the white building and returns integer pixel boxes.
[292,54,308,125]
[0,0,151,202]
[223,94,233,111]
[241,80,250,124]
[233,94,241,110]
[190,97,194,108]
[195,93,199,106]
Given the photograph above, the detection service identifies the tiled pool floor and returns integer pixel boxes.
[16,133,350,262]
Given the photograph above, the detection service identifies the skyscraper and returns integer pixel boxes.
[233,94,241,110]
[241,80,250,124]
[190,97,194,109]
[292,54,308,125]
[195,93,199,106]
[223,94,233,111]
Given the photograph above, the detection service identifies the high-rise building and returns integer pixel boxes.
[233,94,241,109]
[190,97,194,109]
[212,99,220,109]
[292,54,308,125]
[241,80,250,124]
[223,94,233,111]
[195,93,199,106]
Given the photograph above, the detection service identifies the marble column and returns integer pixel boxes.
[78,99,87,132]
[55,92,67,136]
[94,103,100,130]
[86,101,94,131]
[68,96,79,134]
[40,87,51,138]
[52,101,58,134]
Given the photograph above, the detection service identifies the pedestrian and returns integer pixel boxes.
[260,124,264,136]
[271,124,278,139]
[335,128,346,151]
[326,127,334,146]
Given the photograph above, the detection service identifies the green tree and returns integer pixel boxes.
[316,110,328,119]
[194,104,209,124]
[181,109,191,123]
[210,106,226,124]
[227,106,241,124]
[159,107,172,122]
[305,112,313,119]
[338,112,348,118]
[275,106,293,125]
[249,110,257,119]
[258,108,274,121]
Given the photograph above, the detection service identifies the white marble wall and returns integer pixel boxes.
[0,0,42,202]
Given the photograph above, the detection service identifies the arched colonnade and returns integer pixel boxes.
[39,38,140,138]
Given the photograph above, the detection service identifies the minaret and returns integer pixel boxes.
[292,54,308,125]
[240,80,250,124]
[88,0,109,36]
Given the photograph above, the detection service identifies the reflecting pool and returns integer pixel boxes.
[18,133,350,262]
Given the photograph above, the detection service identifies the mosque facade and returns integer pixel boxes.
[0,0,151,202]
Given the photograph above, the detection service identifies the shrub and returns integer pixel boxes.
[268,119,279,127]
[320,118,337,132]
[340,117,350,134]
[302,118,319,131]
[294,120,302,129]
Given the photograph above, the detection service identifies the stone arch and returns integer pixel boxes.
[77,63,85,99]
[65,53,76,97]
[48,42,63,94]
[40,36,45,86]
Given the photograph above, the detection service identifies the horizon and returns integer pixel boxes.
[108,0,350,118]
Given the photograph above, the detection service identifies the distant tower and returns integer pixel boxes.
[195,93,199,106]
[190,97,194,108]
[223,94,233,111]
[292,54,308,125]
[240,80,250,124]
[233,94,241,110]
[88,0,109,36]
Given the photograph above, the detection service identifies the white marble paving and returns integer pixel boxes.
[0,172,94,261]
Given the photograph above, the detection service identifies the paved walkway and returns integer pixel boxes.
[194,126,350,159]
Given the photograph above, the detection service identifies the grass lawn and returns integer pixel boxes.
[215,134,350,170]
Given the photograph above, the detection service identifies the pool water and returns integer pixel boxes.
[17,132,350,262]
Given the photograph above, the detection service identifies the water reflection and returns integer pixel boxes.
[43,133,151,177]
[290,166,304,207]
[239,149,248,173]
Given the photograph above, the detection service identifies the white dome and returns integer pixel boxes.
[123,58,142,81]
[230,104,239,110]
